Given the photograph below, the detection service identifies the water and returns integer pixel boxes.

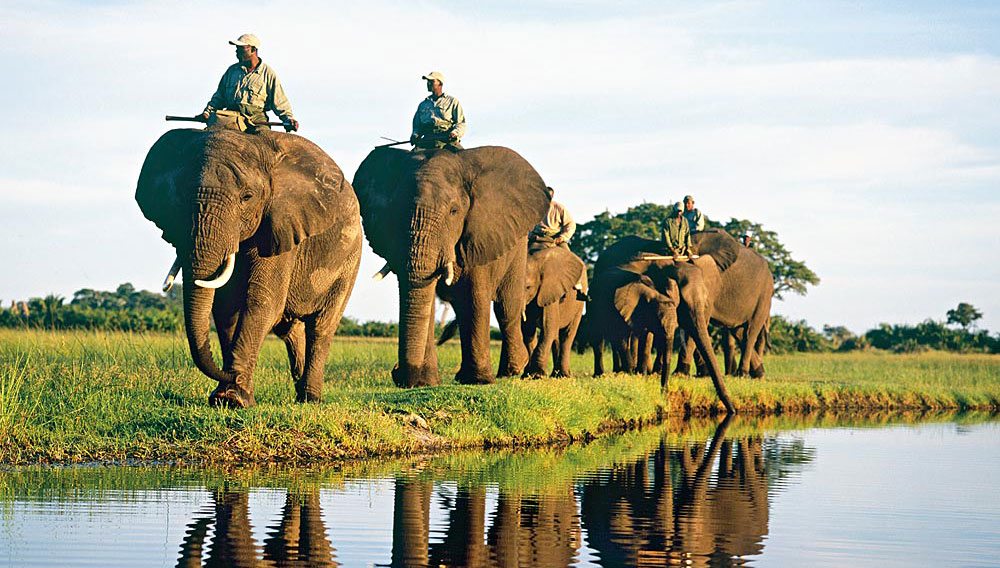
[2,414,999,567]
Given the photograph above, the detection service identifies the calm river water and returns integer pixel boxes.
[2,414,998,567]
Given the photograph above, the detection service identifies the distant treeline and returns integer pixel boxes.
[2,284,996,353]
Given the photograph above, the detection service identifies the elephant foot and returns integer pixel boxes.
[551,368,571,378]
[673,362,691,376]
[456,366,495,385]
[209,381,255,409]
[295,382,323,403]
[391,364,440,388]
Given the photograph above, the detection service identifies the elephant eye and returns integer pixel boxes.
[449,205,459,215]
[241,192,253,202]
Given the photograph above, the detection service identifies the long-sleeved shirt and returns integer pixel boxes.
[203,59,294,124]
[531,200,576,242]
[683,208,706,231]
[661,216,692,256]
[411,93,466,143]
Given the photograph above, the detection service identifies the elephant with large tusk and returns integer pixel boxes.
[136,126,362,408]
[353,146,550,388]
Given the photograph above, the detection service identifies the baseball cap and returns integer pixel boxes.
[422,71,446,83]
[683,195,694,203]
[229,34,261,48]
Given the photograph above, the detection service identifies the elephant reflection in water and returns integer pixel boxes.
[580,418,772,567]
[390,478,580,567]
[176,489,337,567]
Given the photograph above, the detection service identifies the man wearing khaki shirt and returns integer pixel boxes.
[200,33,299,132]
[531,187,576,248]
[410,71,466,149]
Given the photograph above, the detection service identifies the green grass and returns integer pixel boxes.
[0,329,997,465]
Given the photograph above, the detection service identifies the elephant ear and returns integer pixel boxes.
[352,147,423,268]
[135,129,204,246]
[692,229,741,272]
[259,134,358,257]
[536,247,586,307]
[457,146,550,266]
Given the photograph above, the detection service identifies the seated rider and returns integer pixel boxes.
[529,187,588,300]
[741,229,754,248]
[530,187,576,249]
[682,194,706,231]
[410,71,466,150]
[200,33,299,132]
[661,202,693,257]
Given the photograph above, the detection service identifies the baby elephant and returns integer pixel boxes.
[522,245,587,377]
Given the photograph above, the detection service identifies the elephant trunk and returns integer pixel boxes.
[182,277,229,382]
[690,312,736,414]
[396,280,438,387]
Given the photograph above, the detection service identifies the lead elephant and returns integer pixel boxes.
[353,146,549,387]
[135,127,362,408]
[521,244,587,377]
[673,231,773,379]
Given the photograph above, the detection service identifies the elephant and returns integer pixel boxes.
[353,146,550,388]
[135,126,362,408]
[588,264,680,386]
[672,231,773,380]
[521,244,587,377]
[588,231,755,413]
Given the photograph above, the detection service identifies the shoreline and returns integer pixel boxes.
[1,330,998,466]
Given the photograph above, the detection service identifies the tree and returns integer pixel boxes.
[571,203,819,299]
[946,303,982,330]
[714,219,819,299]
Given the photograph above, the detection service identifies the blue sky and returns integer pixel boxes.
[1,0,998,332]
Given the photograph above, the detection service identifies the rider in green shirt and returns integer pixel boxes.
[661,202,692,257]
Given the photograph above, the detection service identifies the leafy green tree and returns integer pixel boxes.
[571,203,819,298]
[946,302,982,330]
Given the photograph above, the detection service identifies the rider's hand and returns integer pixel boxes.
[199,112,210,120]
[448,131,458,140]
[284,118,299,132]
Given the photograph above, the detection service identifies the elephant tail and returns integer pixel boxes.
[436,318,460,345]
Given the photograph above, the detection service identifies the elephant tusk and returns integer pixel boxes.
[372,262,392,281]
[636,254,677,261]
[162,257,182,292]
[444,262,455,286]
[194,253,236,289]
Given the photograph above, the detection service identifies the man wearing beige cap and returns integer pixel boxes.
[410,71,466,150]
[200,33,299,132]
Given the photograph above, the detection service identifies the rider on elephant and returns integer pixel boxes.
[410,71,466,150]
[530,187,576,249]
[683,194,706,231]
[661,202,693,257]
[200,34,299,132]
[530,187,586,299]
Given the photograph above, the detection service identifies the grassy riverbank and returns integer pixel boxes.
[1,330,998,464]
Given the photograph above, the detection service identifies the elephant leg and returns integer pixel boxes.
[593,337,606,376]
[611,341,622,372]
[454,282,495,384]
[212,292,241,370]
[555,317,580,377]
[739,320,766,378]
[721,328,737,376]
[673,333,694,376]
[526,308,557,377]
[494,275,528,378]
[637,331,654,374]
[749,332,766,378]
[297,315,338,403]
[210,262,292,409]
[273,319,306,381]
[628,335,639,373]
